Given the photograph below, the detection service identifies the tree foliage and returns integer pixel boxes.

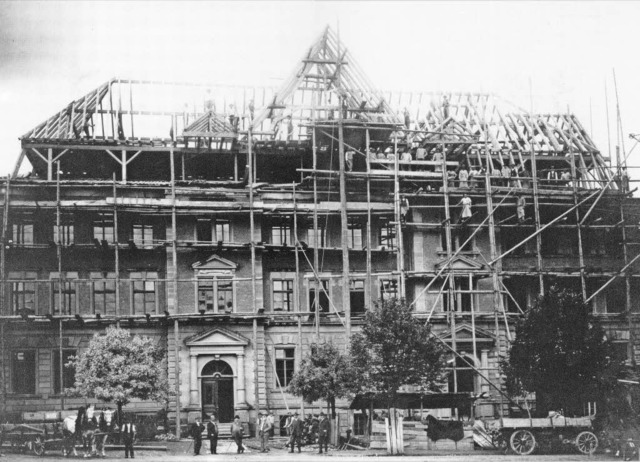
[349,298,447,408]
[67,326,171,409]
[502,286,613,416]
[288,342,355,417]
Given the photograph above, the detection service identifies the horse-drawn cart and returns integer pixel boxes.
[2,423,64,456]
[498,415,598,455]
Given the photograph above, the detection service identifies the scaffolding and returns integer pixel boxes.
[2,26,640,427]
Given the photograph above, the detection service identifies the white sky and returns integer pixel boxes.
[2,1,640,177]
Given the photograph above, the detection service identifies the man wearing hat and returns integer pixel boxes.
[206,413,218,455]
[258,411,272,453]
[190,417,205,456]
[288,412,302,453]
[318,412,330,454]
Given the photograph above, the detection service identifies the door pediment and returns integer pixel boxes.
[192,255,237,273]
[439,323,495,346]
[185,327,249,348]
[435,255,484,271]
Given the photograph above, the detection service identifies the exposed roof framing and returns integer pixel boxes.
[250,26,402,130]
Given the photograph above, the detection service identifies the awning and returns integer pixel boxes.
[349,392,475,410]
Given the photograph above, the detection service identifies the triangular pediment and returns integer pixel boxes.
[439,324,495,345]
[435,255,484,271]
[192,255,237,272]
[185,327,249,347]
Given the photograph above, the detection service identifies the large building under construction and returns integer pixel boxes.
[2,27,639,435]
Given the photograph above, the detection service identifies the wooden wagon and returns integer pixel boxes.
[498,416,598,455]
[2,423,62,456]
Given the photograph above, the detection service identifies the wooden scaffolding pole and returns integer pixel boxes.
[338,96,351,338]
[312,124,320,338]
[248,126,261,411]
[56,164,64,410]
[170,148,181,438]
[569,142,587,300]
[366,129,373,311]
[113,174,120,316]
[0,177,9,416]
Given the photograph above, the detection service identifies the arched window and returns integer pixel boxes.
[201,360,233,377]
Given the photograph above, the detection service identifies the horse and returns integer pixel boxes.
[80,405,99,458]
[94,409,117,458]
[61,414,79,457]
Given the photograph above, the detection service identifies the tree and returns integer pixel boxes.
[349,298,447,454]
[350,298,447,408]
[288,342,355,418]
[502,286,613,416]
[67,326,171,423]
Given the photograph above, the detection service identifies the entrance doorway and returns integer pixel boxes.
[201,360,235,422]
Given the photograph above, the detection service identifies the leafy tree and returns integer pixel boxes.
[349,298,447,409]
[502,286,613,416]
[67,326,171,423]
[288,342,355,418]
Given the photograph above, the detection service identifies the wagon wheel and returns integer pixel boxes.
[575,431,598,455]
[33,435,45,456]
[510,429,536,455]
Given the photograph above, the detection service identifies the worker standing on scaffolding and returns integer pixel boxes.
[516,196,526,223]
[459,194,472,223]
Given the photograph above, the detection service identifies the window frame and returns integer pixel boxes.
[11,350,36,395]
[130,271,158,315]
[197,275,235,313]
[270,221,292,246]
[272,275,295,312]
[52,349,76,394]
[379,219,396,250]
[93,213,115,243]
[132,223,154,249]
[275,347,295,387]
[12,221,34,246]
[90,271,117,315]
[9,271,37,315]
[347,218,365,250]
[50,272,78,315]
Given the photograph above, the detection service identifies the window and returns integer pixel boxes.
[348,219,364,249]
[350,279,365,315]
[12,221,34,246]
[380,279,398,301]
[379,220,396,250]
[196,218,212,242]
[9,271,37,314]
[443,276,474,312]
[12,350,36,394]
[131,271,158,314]
[447,356,476,393]
[91,272,116,315]
[51,272,78,315]
[53,215,74,246]
[307,224,326,248]
[273,279,294,311]
[198,277,234,313]
[275,348,295,387]
[53,350,76,394]
[309,279,329,313]
[132,223,154,249]
[214,218,231,243]
[270,221,291,245]
[93,213,114,243]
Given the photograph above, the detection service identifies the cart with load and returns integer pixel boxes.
[498,415,598,455]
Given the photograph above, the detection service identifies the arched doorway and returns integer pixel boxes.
[201,360,234,422]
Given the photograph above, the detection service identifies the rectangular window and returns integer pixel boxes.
[348,219,364,249]
[91,272,116,315]
[93,213,114,243]
[51,272,78,315]
[53,350,76,394]
[132,223,154,249]
[275,348,295,387]
[270,222,291,246]
[53,215,74,246]
[12,350,36,394]
[380,279,398,301]
[379,220,396,250]
[214,219,231,243]
[12,222,34,246]
[131,271,158,314]
[307,224,326,248]
[273,279,294,311]
[196,218,212,242]
[309,279,330,313]
[350,279,366,315]
[10,271,37,314]
[198,277,234,313]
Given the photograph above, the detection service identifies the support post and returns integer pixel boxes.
[248,126,261,411]
[338,95,351,339]
[174,319,181,439]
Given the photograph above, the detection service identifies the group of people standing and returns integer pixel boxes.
[189,411,331,455]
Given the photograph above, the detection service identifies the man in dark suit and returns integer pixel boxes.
[288,412,302,453]
[190,417,205,456]
[121,415,137,459]
[206,414,218,455]
[318,412,330,454]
